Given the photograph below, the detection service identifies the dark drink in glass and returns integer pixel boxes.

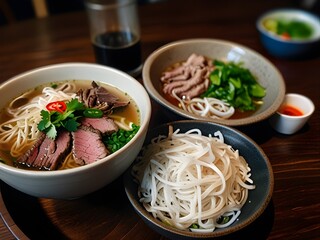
[93,31,142,74]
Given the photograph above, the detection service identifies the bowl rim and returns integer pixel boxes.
[142,38,286,126]
[0,62,152,177]
[124,119,274,238]
[276,93,315,118]
[256,8,320,44]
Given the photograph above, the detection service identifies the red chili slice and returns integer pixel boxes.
[46,101,67,113]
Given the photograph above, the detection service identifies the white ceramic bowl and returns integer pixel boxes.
[0,63,151,199]
[269,93,315,134]
[256,8,320,58]
[142,38,286,126]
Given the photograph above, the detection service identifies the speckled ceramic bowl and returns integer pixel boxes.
[256,9,320,59]
[142,39,286,126]
[124,120,274,239]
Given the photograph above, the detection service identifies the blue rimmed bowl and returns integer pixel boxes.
[256,8,320,58]
[124,120,274,239]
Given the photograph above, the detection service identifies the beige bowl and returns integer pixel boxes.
[142,38,286,126]
[0,63,151,199]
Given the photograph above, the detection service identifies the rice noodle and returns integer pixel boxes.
[110,115,135,131]
[0,82,76,157]
[132,126,255,231]
[172,91,235,119]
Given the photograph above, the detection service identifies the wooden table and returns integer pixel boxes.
[0,1,319,239]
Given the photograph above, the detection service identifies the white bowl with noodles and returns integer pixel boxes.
[0,63,151,199]
[124,120,274,239]
[142,38,286,126]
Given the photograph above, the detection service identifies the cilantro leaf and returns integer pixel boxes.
[37,110,51,131]
[67,98,85,111]
[37,98,86,139]
[63,118,80,132]
[45,124,57,139]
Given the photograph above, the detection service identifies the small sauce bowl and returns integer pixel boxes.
[269,93,315,134]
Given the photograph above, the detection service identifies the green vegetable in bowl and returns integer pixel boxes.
[38,98,85,139]
[263,18,313,40]
[202,60,266,111]
[104,124,140,153]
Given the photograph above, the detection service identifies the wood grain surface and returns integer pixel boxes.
[0,0,319,239]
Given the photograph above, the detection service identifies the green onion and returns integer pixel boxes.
[103,124,140,153]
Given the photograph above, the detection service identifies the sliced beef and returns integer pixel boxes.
[161,53,213,99]
[72,125,110,165]
[80,117,118,135]
[17,131,71,170]
[16,132,46,166]
[77,81,129,114]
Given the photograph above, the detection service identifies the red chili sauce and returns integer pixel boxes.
[279,105,303,116]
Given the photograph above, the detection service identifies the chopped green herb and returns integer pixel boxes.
[189,223,199,229]
[202,60,266,111]
[37,98,85,139]
[103,124,140,153]
[217,215,230,224]
[51,83,58,89]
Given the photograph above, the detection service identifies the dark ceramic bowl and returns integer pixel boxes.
[124,120,274,239]
[256,8,320,59]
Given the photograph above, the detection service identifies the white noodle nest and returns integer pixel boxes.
[172,91,235,119]
[0,83,77,157]
[132,127,255,232]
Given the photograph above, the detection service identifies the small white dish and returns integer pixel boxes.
[269,93,315,134]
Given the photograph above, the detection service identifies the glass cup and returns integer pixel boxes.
[85,0,142,77]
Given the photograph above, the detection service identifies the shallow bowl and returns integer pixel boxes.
[256,8,320,58]
[124,120,274,239]
[142,38,285,126]
[0,63,151,199]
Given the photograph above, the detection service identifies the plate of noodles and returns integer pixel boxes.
[124,120,274,239]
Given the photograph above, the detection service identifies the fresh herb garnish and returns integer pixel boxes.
[217,215,230,224]
[37,99,85,139]
[202,60,266,111]
[103,124,140,153]
[189,223,199,229]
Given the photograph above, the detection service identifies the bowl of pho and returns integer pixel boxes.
[142,38,285,126]
[0,63,151,199]
[124,120,274,239]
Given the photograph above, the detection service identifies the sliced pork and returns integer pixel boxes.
[17,131,71,170]
[72,125,109,165]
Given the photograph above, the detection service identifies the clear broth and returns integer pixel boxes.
[0,80,140,170]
